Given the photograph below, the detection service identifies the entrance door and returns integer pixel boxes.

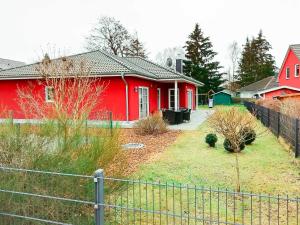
[139,87,149,119]
[168,88,179,110]
[187,90,193,109]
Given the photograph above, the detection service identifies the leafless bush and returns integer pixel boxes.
[208,107,263,192]
[280,99,300,118]
[134,112,168,135]
[256,99,281,111]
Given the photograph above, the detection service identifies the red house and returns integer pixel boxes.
[0,50,202,122]
[259,44,300,99]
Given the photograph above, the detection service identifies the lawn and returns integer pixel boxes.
[134,107,300,197]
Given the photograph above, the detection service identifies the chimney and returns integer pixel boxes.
[175,59,183,74]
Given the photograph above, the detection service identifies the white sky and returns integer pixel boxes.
[1,0,300,70]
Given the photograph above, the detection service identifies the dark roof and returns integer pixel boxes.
[0,58,25,70]
[239,76,277,92]
[0,50,203,86]
[290,44,300,60]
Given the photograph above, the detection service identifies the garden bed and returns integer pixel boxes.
[117,129,181,176]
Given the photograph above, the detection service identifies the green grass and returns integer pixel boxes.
[134,111,300,197]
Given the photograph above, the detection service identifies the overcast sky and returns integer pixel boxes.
[1,0,300,70]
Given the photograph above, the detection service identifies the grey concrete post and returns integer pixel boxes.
[94,169,104,225]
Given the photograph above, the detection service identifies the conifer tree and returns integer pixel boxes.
[237,30,276,86]
[183,24,224,93]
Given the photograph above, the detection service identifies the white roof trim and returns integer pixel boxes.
[257,85,300,94]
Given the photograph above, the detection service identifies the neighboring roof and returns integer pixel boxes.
[290,44,300,60]
[0,58,25,70]
[257,85,300,94]
[0,50,203,86]
[212,90,233,96]
[239,76,277,92]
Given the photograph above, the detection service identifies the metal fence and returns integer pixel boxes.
[244,101,300,158]
[1,166,300,224]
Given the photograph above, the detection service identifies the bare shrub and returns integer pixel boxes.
[280,99,300,118]
[208,107,263,192]
[134,112,168,135]
[256,99,281,111]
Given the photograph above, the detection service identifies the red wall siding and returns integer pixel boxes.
[264,88,299,99]
[0,76,197,121]
[278,49,300,88]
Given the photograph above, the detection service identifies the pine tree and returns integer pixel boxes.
[183,24,224,93]
[125,36,147,58]
[237,30,276,86]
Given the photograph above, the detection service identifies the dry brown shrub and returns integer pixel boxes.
[280,99,300,118]
[256,99,281,111]
[133,112,168,135]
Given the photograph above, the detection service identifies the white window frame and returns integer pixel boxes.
[295,64,299,77]
[138,86,149,119]
[168,88,179,110]
[286,67,290,79]
[187,89,193,109]
[157,88,161,110]
[45,86,54,102]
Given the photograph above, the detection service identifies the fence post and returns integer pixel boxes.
[267,108,270,127]
[109,112,113,136]
[295,119,299,158]
[277,111,280,138]
[94,169,104,225]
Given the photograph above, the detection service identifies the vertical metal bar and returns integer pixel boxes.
[297,197,299,225]
[94,169,104,225]
[259,194,262,225]
[209,187,212,223]
[133,180,136,225]
[242,193,245,225]
[225,188,228,224]
[286,195,289,225]
[277,111,281,138]
[127,181,129,224]
[139,179,142,225]
[233,191,236,224]
[217,188,220,225]
[194,185,197,225]
[159,181,162,225]
[268,194,271,225]
[202,186,205,225]
[187,184,190,224]
[146,181,148,225]
[180,183,183,225]
[295,119,299,158]
[166,182,168,225]
[173,183,175,225]
[250,193,253,225]
[278,194,280,225]
[152,183,155,224]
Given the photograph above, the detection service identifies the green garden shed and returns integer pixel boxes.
[212,91,232,105]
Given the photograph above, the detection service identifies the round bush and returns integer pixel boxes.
[205,133,218,147]
[240,127,256,145]
[223,139,245,152]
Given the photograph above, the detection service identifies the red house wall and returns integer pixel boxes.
[278,49,300,88]
[263,88,299,99]
[0,75,197,121]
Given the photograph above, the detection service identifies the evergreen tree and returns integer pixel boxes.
[237,30,276,86]
[183,24,224,93]
[125,36,147,58]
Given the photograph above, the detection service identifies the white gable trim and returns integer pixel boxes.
[257,85,300,94]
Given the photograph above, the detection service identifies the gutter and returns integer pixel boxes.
[121,73,129,122]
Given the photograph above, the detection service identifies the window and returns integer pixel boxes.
[295,64,300,77]
[45,86,54,102]
[157,88,161,110]
[286,67,290,79]
[168,88,179,110]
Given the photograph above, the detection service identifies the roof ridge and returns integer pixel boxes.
[0,49,102,72]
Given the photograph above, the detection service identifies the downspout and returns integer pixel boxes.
[121,73,129,122]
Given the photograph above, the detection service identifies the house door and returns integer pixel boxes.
[139,87,149,119]
[187,90,193,109]
[168,88,179,110]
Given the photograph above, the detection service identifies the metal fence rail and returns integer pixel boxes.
[0,166,300,224]
[244,101,300,158]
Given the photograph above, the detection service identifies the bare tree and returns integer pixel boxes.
[86,16,131,56]
[155,47,185,69]
[209,108,263,192]
[228,41,240,82]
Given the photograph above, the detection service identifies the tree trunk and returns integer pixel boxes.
[235,152,241,192]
